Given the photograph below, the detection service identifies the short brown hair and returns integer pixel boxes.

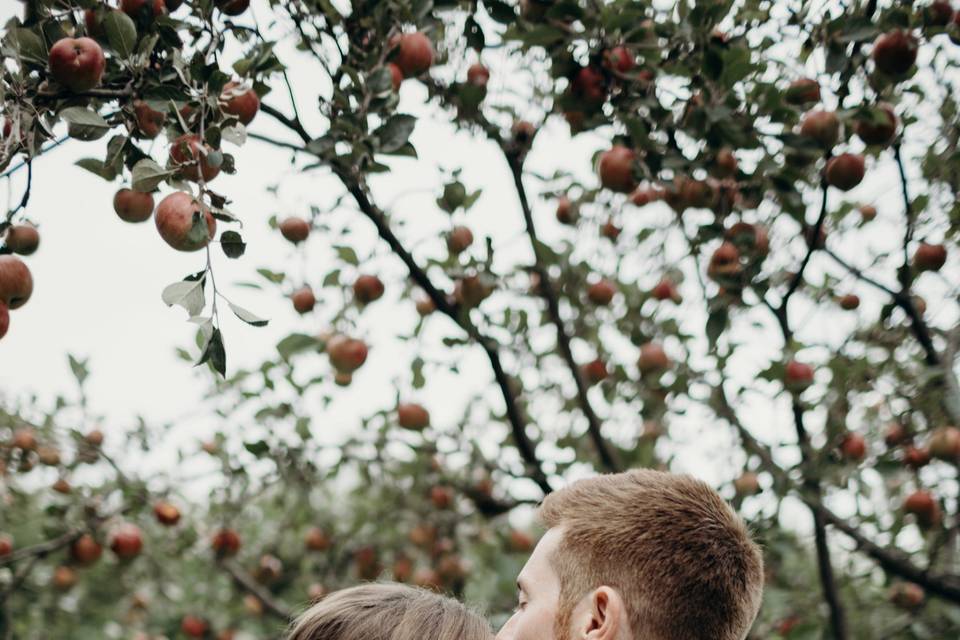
[539,469,763,640]
[285,583,492,640]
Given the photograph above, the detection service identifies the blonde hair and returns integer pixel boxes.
[539,469,764,640]
[285,583,493,640]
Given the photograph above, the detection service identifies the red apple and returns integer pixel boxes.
[872,30,919,76]
[587,279,616,305]
[467,63,490,88]
[637,342,669,373]
[416,294,435,316]
[603,46,635,73]
[854,103,898,146]
[903,489,941,528]
[85,429,104,446]
[508,529,534,553]
[838,293,860,310]
[784,359,814,391]
[889,582,925,610]
[291,286,316,314]
[839,432,867,462]
[555,195,575,225]
[181,615,209,638]
[279,217,310,244]
[169,134,221,183]
[0,302,8,341]
[133,100,166,139]
[799,110,841,148]
[884,422,909,448]
[598,145,637,193]
[12,428,37,451]
[913,242,947,272]
[903,446,930,469]
[0,255,33,310]
[220,81,260,125]
[155,191,216,252]
[109,523,143,559]
[0,534,12,557]
[859,204,877,222]
[430,485,454,509]
[215,0,249,16]
[712,147,738,178]
[511,120,536,145]
[928,426,960,460]
[84,9,106,40]
[52,565,78,590]
[211,528,241,557]
[651,277,682,304]
[48,37,105,93]
[581,358,608,385]
[784,78,821,105]
[71,534,103,566]
[925,1,954,27]
[825,153,865,191]
[153,501,181,526]
[304,527,331,551]
[120,0,166,18]
[113,188,155,223]
[353,275,385,304]
[707,242,741,280]
[571,66,606,106]
[447,225,474,253]
[4,224,39,255]
[397,403,429,430]
[327,336,368,373]
[390,32,434,76]
[601,218,621,241]
[733,472,761,497]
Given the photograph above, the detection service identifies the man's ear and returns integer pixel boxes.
[570,586,627,640]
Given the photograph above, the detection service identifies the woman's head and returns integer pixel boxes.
[286,582,493,640]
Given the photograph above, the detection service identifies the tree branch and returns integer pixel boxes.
[220,559,293,621]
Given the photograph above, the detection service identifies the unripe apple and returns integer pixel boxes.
[884,422,909,448]
[211,528,241,557]
[279,217,310,244]
[0,534,11,557]
[651,277,682,304]
[169,134,221,183]
[903,489,941,528]
[784,78,821,105]
[181,615,209,638]
[601,218,621,241]
[839,432,867,462]
[133,100,166,139]
[928,426,960,460]
[389,32,434,76]
[291,286,316,314]
[52,565,78,590]
[784,359,814,392]
[637,342,669,373]
[859,204,877,222]
[467,63,490,88]
[889,582,924,610]
[508,529,535,553]
[799,110,841,148]
[581,358,608,385]
[733,472,761,497]
[304,527,331,551]
[854,103,898,146]
[155,192,216,252]
[872,30,919,76]
[603,46,635,73]
[153,501,181,526]
[587,279,616,305]
[555,196,577,225]
[571,66,606,106]
[913,242,947,272]
[903,446,930,469]
[838,293,860,310]
[109,523,144,559]
[825,153,865,191]
[113,188,155,223]
[220,81,260,125]
[4,224,39,256]
[327,336,368,373]
[0,302,8,341]
[387,63,404,91]
[430,485,454,510]
[447,225,474,253]
[0,256,33,310]
[398,403,430,430]
[48,37,106,93]
[597,145,637,193]
[215,0,250,16]
[353,275,385,304]
[71,534,103,566]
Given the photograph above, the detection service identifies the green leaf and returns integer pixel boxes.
[68,354,89,386]
[244,440,270,457]
[257,268,285,284]
[227,300,268,327]
[103,10,138,58]
[60,107,112,141]
[131,159,173,192]
[412,356,426,390]
[162,279,205,317]
[375,114,417,153]
[334,245,359,265]
[484,0,516,24]
[75,158,116,181]
[11,28,47,65]
[197,328,227,377]
[368,67,394,95]
[277,333,321,360]
[220,230,246,259]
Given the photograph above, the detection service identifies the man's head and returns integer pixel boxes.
[496,469,764,640]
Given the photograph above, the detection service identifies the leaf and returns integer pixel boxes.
[277,333,321,360]
[60,107,112,141]
[103,10,137,58]
[196,328,226,377]
[131,158,173,192]
[228,300,268,327]
[484,0,516,23]
[220,230,246,259]
[162,279,205,317]
[68,354,89,386]
[257,268,285,284]
[307,136,335,156]
[11,28,47,65]
[244,440,270,457]
[334,245,359,265]
[75,158,116,180]
[375,114,417,153]
[368,67,394,96]
[412,356,425,390]
[221,124,247,147]
[706,309,728,352]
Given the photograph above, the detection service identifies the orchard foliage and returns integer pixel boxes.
[3,0,960,639]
